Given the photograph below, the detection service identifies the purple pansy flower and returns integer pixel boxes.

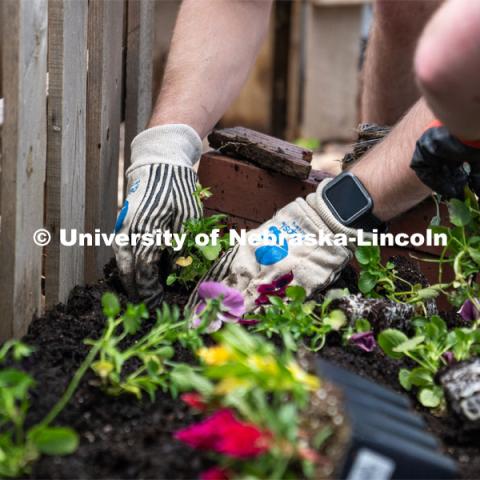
[255,271,294,306]
[349,331,376,353]
[192,282,245,333]
[458,299,480,323]
[442,351,455,365]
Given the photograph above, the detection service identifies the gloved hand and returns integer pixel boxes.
[188,179,361,313]
[114,124,203,308]
[410,120,480,198]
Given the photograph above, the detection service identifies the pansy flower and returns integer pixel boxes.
[349,331,376,352]
[192,282,245,333]
[255,271,294,306]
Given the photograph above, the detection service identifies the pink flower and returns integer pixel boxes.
[192,282,245,333]
[200,467,230,480]
[349,331,376,352]
[255,271,294,306]
[175,409,271,459]
[458,299,479,322]
[181,392,208,412]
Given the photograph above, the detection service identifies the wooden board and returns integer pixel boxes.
[208,127,312,179]
[85,0,125,282]
[0,0,48,340]
[302,2,363,141]
[45,0,87,307]
[124,0,154,175]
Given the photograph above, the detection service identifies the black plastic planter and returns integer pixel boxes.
[316,359,458,480]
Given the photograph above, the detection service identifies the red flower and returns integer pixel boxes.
[200,467,230,480]
[181,392,208,411]
[255,271,294,306]
[175,409,271,458]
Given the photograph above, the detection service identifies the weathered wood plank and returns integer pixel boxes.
[208,127,312,179]
[0,0,47,340]
[302,2,363,141]
[85,0,125,282]
[45,0,87,307]
[124,0,154,175]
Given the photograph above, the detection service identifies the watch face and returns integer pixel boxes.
[323,173,372,225]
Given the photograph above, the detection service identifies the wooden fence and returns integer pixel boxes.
[0,0,154,341]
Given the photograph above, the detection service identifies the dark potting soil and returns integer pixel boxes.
[4,259,479,479]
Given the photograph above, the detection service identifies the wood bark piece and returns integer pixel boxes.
[208,127,312,179]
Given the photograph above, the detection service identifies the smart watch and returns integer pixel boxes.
[322,172,385,232]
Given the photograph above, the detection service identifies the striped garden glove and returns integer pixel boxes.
[113,124,203,308]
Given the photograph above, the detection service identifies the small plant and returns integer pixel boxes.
[251,283,348,352]
[342,318,376,352]
[173,324,343,479]
[0,342,78,478]
[88,293,207,399]
[167,214,230,288]
[378,315,480,409]
[355,245,443,310]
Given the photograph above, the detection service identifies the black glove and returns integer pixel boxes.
[410,121,480,199]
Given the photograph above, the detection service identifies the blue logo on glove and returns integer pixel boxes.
[114,200,129,233]
[129,179,140,193]
[255,226,289,265]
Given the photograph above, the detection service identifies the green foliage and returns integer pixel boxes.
[378,315,480,409]
[250,287,348,351]
[88,293,209,400]
[355,245,443,309]
[0,342,78,477]
[166,214,230,288]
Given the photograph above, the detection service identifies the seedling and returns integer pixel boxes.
[251,286,348,351]
[378,315,480,408]
[167,214,230,288]
[87,293,206,399]
[0,342,78,478]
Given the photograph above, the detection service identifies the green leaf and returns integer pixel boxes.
[468,247,480,267]
[268,296,284,308]
[448,198,472,227]
[408,367,434,387]
[166,274,177,286]
[286,286,306,303]
[198,243,222,261]
[418,387,443,408]
[0,368,35,398]
[355,318,371,333]
[324,310,346,331]
[358,271,377,294]
[398,369,412,391]
[101,292,121,318]
[122,303,148,334]
[29,427,79,456]
[378,329,409,359]
[393,336,425,353]
[355,245,380,265]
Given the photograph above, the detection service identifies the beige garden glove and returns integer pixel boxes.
[113,124,202,308]
[189,179,363,313]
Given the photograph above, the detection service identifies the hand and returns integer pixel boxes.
[410,121,480,198]
[188,179,359,313]
[114,124,203,308]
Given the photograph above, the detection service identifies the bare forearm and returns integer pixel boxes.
[415,0,480,139]
[149,0,272,138]
[351,99,433,221]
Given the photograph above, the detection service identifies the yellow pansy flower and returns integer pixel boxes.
[287,362,320,391]
[197,345,232,365]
